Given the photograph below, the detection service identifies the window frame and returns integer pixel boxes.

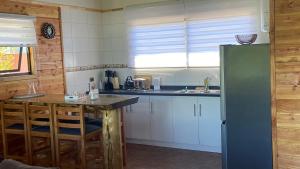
[0,46,36,81]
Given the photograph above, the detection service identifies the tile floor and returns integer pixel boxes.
[126,144,222,169]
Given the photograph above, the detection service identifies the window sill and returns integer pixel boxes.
[0,74,37,82]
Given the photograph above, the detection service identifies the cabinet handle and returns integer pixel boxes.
[199,104,202,116]
[194,104,196,116]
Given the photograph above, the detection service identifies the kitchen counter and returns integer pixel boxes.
[9,94,139,110]
[99,89,220,97]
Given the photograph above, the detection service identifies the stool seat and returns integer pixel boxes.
[32,126,50,133]
[7,124,24,130]
[87,119,102,127]
[59,124,101,135]
[60,117,103,127]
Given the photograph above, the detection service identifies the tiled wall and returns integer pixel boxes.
[102,10,127,64]
[61,7,103,94]
[107,68,220,87]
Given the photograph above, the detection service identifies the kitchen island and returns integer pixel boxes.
[2,94,139,169]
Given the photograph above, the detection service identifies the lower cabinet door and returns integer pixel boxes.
[126,95,151,140]
[150,96,174,142]
[198,97,221,149]
[173,96,199,145]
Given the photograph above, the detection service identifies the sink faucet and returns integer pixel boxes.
[204,77,210,93]
[185,86,188,92]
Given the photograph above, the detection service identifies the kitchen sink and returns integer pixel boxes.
[174,89,220,94]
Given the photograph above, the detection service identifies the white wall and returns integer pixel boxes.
[35,0,101,9]
[102,10,127,64]
[101,0,169,9]
[99,0,221,87]
[59,0,271,93]
[60,7,103,94]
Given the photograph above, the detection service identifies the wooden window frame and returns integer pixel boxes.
[0,47,37,82]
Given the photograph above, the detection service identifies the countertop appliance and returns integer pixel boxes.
[104,70,114,90]
[220,44,272,169]
[133,78,146,90]
[124,76,135,90]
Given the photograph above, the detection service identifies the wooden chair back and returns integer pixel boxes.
[27,103,55,166]
[53,104,87,169]
[0,102,28,162]
[53,104,85,140]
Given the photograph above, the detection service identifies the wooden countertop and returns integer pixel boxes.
[7,94,139,110]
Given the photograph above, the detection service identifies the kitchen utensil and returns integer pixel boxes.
[235,34,257,44]
[133,78,146,90]
[124,76,134,90]
[112,71,120,90]
[104,70,114,90]
[134,75,152,89]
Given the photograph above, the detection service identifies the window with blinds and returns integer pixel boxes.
[129,22,186,68]
[0,13,36,77]
[125,0,265,68]
[0,13,37,46]
[187,16,257,67]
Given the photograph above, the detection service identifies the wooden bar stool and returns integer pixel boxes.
[0,102,29,163]
[27,103,55,167]
[53,104,102,169]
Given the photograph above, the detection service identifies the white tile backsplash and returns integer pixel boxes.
[106,68,220,87]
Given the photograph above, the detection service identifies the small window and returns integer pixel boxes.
[0,46,32,77]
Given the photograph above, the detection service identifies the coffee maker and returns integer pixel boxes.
[104,70,114,90]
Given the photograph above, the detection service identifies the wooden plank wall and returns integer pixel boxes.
[272,0,300,168]
[0,0,65,100]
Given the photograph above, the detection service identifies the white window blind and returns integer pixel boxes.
[126,0,186,68]
[129,22,186,68]
[125,0,264,68]
[0,13,37,46]
[186,0,260,67]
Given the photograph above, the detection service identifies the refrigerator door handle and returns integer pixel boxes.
[222,120,226,125]
[194,104,196,117]
[199,104,202,116]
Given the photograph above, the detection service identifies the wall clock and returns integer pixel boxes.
[41,23,56,39]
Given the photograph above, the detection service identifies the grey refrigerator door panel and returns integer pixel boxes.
[221,123,227,169]
[220,44,273,169]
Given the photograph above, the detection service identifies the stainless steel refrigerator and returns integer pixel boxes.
[220,44,273,169]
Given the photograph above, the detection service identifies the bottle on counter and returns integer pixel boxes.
[112,71,120,90]
[89,77,99,100]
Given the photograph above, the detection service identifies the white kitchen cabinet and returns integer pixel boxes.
[198,97,221,148]
[150,96,174,142]
[173,97,199,145]
[173,96,221,152]
[125,95,151,140]
[122,94,221,153]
